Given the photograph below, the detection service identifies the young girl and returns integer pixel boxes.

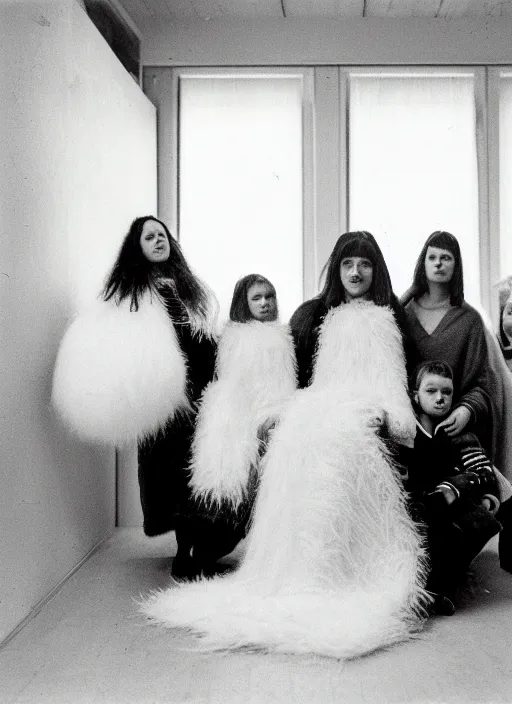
[404,360,502,614]
[183,274,297,576]
[142,232,428,660]
[52,216,218,570]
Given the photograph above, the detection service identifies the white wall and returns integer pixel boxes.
[140,18,512,66]
[0,0,156,643]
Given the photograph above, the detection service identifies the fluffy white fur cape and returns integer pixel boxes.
[51,293,189,446]
[189,320,297,508]
[141,302,428,660]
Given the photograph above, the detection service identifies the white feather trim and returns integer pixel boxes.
[140,302,428,660]
[52,293,189,446]
[189,321,297,507]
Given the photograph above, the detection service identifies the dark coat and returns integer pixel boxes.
[404,301,495,455]
[404,427,499,504]
[137,292,217,537]
[401,426,502,596]
[289,299,327,388]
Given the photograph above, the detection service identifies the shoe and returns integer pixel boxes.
[496,499,512,573]
[200,561,235,578]
[171,554,199,580]
[429,594,456,616]
[500,558,512,574]
[498,527,512,573]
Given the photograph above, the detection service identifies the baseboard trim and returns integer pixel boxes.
[0,533,112,651]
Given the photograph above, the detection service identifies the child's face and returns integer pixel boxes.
[415,373,453,419]
[247,283,277,322]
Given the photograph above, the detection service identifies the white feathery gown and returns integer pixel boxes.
[189,320,297,510]
[141,302,429,660]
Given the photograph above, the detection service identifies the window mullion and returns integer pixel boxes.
[486,67,502,328]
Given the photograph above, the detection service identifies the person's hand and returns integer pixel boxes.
[436,406,471,437]
[481,494,500,515]
[367,408,386,429]
[435,485,457,505]
[425,488,454,514]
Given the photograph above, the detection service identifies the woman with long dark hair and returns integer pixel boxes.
[142,232,427,659]
[291,230,409,387]
[53,216,219,576]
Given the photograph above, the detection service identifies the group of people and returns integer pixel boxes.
[52,218,512,660]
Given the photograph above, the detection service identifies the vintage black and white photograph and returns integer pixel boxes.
[1,1,512,702]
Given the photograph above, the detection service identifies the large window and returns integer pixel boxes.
[349,71,480,303]
[499,70,512,281]
[177,70,311,323]
[145,65,512,319]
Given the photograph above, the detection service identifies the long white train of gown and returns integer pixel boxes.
[141,302,429,659]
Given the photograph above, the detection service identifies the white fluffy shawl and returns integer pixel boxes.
[189,320,297,508]
[312,300,417,445]
[141,302,427,660]
[51,293,189,446]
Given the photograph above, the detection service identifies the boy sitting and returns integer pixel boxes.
[403,360,503,616]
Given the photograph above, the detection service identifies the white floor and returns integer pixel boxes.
[1,529,511,704]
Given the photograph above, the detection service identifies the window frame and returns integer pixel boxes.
[342,66,489,308]
[144,64,510,316]
[145,66,315,302]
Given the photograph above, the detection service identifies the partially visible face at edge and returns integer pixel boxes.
[139,219,171,263]
[247,283,278,322]
[503,298,512,342]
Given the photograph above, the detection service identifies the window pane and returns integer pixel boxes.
[179,75,303,323]
[349,73,480,304]
[500,74,512,281]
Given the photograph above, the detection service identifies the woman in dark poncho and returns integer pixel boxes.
[402,230,512,573]
[401,231,492,452]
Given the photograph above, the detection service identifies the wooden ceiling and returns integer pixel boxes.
[114,0,512,24]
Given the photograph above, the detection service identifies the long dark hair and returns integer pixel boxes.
[319,231,396,308]
[102,216,217,332]
[293,231,406,346]
[406,231,464,307]
[229,274,278,323]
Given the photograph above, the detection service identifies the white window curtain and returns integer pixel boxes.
[178,74,304,324]
[348,72,480,305]
[499,73,512,281]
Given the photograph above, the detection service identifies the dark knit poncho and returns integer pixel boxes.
[405,301,495,457]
